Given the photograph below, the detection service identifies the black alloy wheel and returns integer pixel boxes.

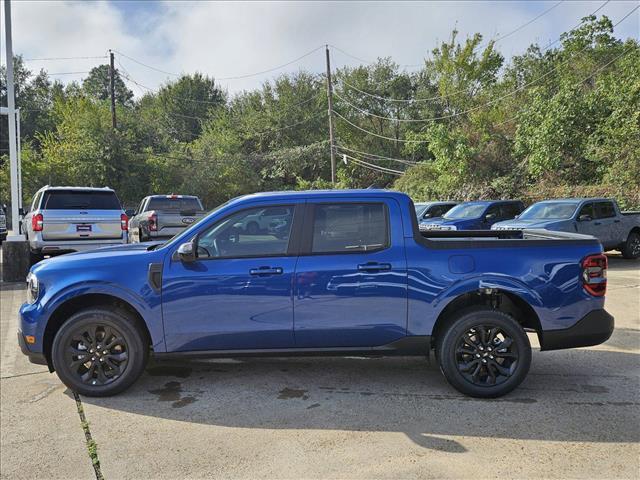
[437,308,531,398]
[52,308,148,396]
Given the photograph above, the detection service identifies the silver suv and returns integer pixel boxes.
[23,186,128,262]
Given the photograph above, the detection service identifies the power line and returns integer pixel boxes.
[336,144,418,165]
[23,55,107,61]
[335,0,614,105]
[47,71,91,76]
[114,45,325,82]
[491,1,565,44]
[334,4,638,125]
[335,46,634,144]
[340,152,405,176]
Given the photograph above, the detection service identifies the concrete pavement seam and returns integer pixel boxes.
[73,391,105,480]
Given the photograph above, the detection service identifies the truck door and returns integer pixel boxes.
[594,201,619,248]
[293,198,408,348]
[576,202,598,238]
[161,202,304,352]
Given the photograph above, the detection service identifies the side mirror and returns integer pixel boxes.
[177,241,196,262]
[423,213,432,219]
[485,213,497,222]
[578,214,592,222]
[18,207,25,216]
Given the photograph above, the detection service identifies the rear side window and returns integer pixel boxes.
[311,203,389,254]
[595,202,615,219]
[147,197,203,212]
[42,190,121,210]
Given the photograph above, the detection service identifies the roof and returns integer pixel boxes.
[233,189,408,202]
[531,198,613,203]
[36,185,114,192]
[456,199,523,206]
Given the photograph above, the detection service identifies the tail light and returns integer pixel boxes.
[581,254,607,297]
[120,213,128,231]
[148,213,157,232]
[32,213,44,232]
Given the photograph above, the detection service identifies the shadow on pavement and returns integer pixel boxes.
[79,347,640,452]
[606,254,640,271]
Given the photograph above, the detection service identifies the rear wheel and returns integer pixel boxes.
[436,308,531,398]
[621,231,640,259]
[51,308,148,397]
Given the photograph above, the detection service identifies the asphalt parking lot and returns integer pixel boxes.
[1,251,638,479]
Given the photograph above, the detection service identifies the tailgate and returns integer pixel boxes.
[41,209,123,241]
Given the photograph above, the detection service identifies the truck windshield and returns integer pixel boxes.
[147,197,203,212]
[42,190,121,210]
[519,202,579,220]
[443,204,486,219]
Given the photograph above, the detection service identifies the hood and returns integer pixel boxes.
[421,217,479,227]
[493,219,569,230]
[31,242,165,275]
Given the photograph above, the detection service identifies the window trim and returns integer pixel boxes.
[192,203,304,261]
[299,202,391,256]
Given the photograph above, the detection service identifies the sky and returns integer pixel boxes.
[1,0,639,97]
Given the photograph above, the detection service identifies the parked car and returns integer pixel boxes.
[492,198,640,259]
[420,200,525,231]
[414,201,458,223]
[128,195,205,243]
[19,190,613,398]
[0,204,7,243]
[232,205,293,235]
[22,186,128,263]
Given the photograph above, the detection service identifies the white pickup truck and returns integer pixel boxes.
[23,186,128,263]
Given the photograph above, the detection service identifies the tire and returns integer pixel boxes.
[246,222,259,235]
[436,307,531,398]
[621,231,640,259]
[51,308,148,397]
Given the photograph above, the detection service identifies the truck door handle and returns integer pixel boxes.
[614,220,621,223]
[250,266,283,276]
[357,262,392,272]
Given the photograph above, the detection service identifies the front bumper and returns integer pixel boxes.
[539,309,614,351]
[17,331,48,366]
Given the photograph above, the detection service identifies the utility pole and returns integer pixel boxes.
[325,45,336,185]
[109,50,117,129]
[3,0,22,239]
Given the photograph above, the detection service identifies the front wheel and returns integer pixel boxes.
[437,308,531,398]
[621,231,640,259]
[51,308,148,396]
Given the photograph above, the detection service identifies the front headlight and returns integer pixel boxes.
[26,272,39,304]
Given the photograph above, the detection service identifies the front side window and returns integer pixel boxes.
[578,203,594,219]
[500,203,523,219]
[197,205,294,259]
[311,203,388,254]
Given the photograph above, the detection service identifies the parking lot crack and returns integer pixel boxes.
[73,392,105,480]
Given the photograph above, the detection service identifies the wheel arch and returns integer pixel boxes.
[43,293,152,371]
[431,288,543,349]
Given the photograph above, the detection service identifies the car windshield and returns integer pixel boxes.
[443,204,486,219]
[414,204,430,217]
[518,202,579,220]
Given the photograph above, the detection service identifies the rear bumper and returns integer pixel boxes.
[30,238,126,253]
[540,309,614,351]
[17,331,48,366]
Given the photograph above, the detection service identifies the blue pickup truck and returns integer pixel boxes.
[19,190,613,398]
[420,200,525,231]
[492,198,640,259]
